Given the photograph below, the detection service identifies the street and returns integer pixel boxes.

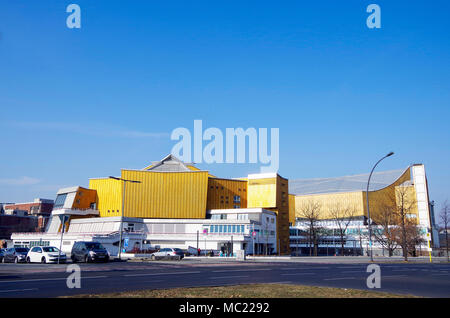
[0,259,449,297]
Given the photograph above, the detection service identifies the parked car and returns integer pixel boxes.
[150,248,184,260]
[71,241,109,263]
[26,246,67,264]
[2,247,29,263]
[0,248,6,262]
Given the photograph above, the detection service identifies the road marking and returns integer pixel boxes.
[210,275,250,279]
[212,269,271,273]
[0,288,39,293]
[281,273,315,276]
[382,275,407,278]
[323,277,356,281]
[124,271,201,277]
[341,271,363,273]
[0,275,107,283]
[0,277,66,283]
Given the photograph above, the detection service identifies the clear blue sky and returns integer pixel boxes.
[0,1,449,219]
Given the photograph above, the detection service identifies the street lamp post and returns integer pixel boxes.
[109,176,141,261]
[366,152,394,262]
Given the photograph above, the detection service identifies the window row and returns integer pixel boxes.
[208,224,245,234]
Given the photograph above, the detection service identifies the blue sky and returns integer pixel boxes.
[0,1,449,219]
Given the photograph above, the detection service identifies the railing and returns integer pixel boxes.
[11,230,146,237]
[51,208,99,213]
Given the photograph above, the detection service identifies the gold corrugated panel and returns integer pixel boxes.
[89,178,122,217]
[288,194,296,224]
[293,167,414,221]
[121,170,209,219]
[294,191,365,220]
[206,178,248,209]
[247,177,277,208]
[362,166,413,219]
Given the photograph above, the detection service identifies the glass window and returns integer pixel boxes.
[54,193,67,209]
[232,225,236,233]
[214,225,218,233]
[43,247,59,253]
[210,225,214,233]
[84,242,104,250]
[241,225,244,233]
[228,225,232,233]
[219,225,223,233]
[233,195,241,203]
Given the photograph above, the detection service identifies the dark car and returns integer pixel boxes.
[0,248,6,262]
[2,247,29,263]
[71,241,109,263]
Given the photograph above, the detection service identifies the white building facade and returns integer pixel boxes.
[11,208,277,257]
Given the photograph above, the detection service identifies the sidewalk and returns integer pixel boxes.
[125,254,450,264]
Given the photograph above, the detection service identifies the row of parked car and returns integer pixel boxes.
[0,243,188,263]
[0,241,110,264]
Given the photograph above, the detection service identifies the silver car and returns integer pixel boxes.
[2,247,29,263]
[150,248,184,260]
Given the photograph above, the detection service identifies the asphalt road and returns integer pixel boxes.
[0,260,449,298]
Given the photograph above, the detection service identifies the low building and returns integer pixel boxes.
[1,198,55,234]
[12,208,276,256]
[4,198,54,217]
[0,214,41,240]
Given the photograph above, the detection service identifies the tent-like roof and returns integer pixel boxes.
[143,154,193,172]
[289,167,410,196]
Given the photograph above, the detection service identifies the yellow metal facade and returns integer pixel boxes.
[294,191,365,220]
[206,178,248,210]
[288,194,296,224]
[247,175,291,255]
[89,178,122,217]
[247,178,277,208]
[292,167,415,223]
[362,167,413,220]
[121,170,209,219]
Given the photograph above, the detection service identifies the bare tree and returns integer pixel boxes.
[297,200,322,256]
[392,185,418,261]
[440,200,450,262]
[372,202,399,257]
[405,221,425,257]
[329,204,357,256]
